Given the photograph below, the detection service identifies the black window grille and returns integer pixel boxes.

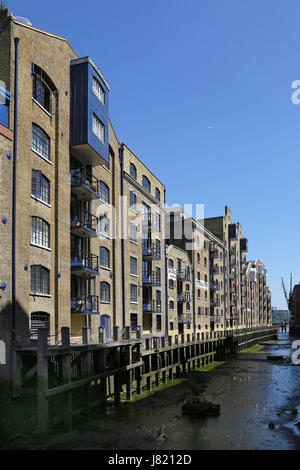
[30,265,50,295]
[32,124,50,160]
[30,312,50,340]
[32,170,50,204]
[31,217,50,248]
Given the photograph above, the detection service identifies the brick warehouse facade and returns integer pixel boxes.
[0,10,272,384]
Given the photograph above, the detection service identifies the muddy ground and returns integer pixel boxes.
[1,332,300,450]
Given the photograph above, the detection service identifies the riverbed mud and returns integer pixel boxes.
[1,332,300,450]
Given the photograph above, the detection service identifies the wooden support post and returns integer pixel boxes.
[113,326,121,342]
[136,326,142,340]
[61,327,72,431]
[99,350,107,408]
[114,347,121,405]
[99,327,106,344]
[82,327,92,416]
[126,346,133,400]
[37,327,49,436]
[125,326,131,341]
[11,350,22,398]
[82,326,91,345]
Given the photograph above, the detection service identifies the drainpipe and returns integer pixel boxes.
[12,37,20,343]
[119,145,126,330]
[164,245,168,337]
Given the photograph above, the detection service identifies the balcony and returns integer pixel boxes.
[210,282,220,291]
[71,211,98,237]
[177,292,191,303]
[71,253,99,276]
[142,271,161,286]
[71,168,101,200]
[142,240,161,260]
[177,269,191,281]
[71,295,99,314]
[143,300,162,313]
[178,313,192,323]
[209,249,219,259]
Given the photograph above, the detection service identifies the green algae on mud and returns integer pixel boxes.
[240,343,266,354]
[120,361,226,404]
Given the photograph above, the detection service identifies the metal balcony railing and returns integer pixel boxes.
[142,271,161,285]
[142,240,161,259]
[143,300,162,313]
[210,282,220,291]
[209,249,219,259]
[71,295,99,314]
[71,252,99,273]
[177,291,191,302]
[71,210,98,234]
[71,168,100,197]
[177,269,191,281]
[178,313,192,323]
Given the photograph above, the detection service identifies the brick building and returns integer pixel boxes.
[0,9,272,384]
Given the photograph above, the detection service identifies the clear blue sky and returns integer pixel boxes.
[8,0,300,309]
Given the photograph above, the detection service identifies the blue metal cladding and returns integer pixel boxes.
[70,58,109,164]
[240,238,248,252]
[228,223,238,239]
[0,85,11,127]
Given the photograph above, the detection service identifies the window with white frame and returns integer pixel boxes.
[92,113,105,143]
[31,217,50,249]
[130,163,137,180]
[99,214,110,237]
[130,222,138,243]
[93,77,105,104]
[100,281,110,302]
[32,124,50,161]
[130,284,138,303]
[99,181,109,203]
[130,256,138,275]
[130,191,137,211]
[30,265,50,295]
[32,170,50,204]
[100,247,110,268]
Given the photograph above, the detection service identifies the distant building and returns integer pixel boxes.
[271,308,289,324]
[289,284,300,336]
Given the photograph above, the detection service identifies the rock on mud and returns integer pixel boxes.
[182,395,221,417]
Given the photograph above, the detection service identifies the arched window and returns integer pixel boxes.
[169,300,174,310]
[142,175,151,192]
[32,170,50,204]
[32,63,57,113]
[197,271,200,281]
[99,214,110,237]
[198,289,201,298]
[168,259,173,268]
[99,181,109,203]
[204,257,207,266]
[186,303,191,311]
[169,279,174,289]
[100,282,110,302]
[186,284,190,291]
[31,217,50,248]
[130,163,137,180]
[197,253,200,263]
[100,247,110,268]
[204,274,208,282]
[32,123,50,161]
[130,191,137,211]
[30,312,50,340]
[155,188,160,202]
[30,265,50,295]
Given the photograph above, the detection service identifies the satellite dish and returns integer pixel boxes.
[13,16,32,26]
